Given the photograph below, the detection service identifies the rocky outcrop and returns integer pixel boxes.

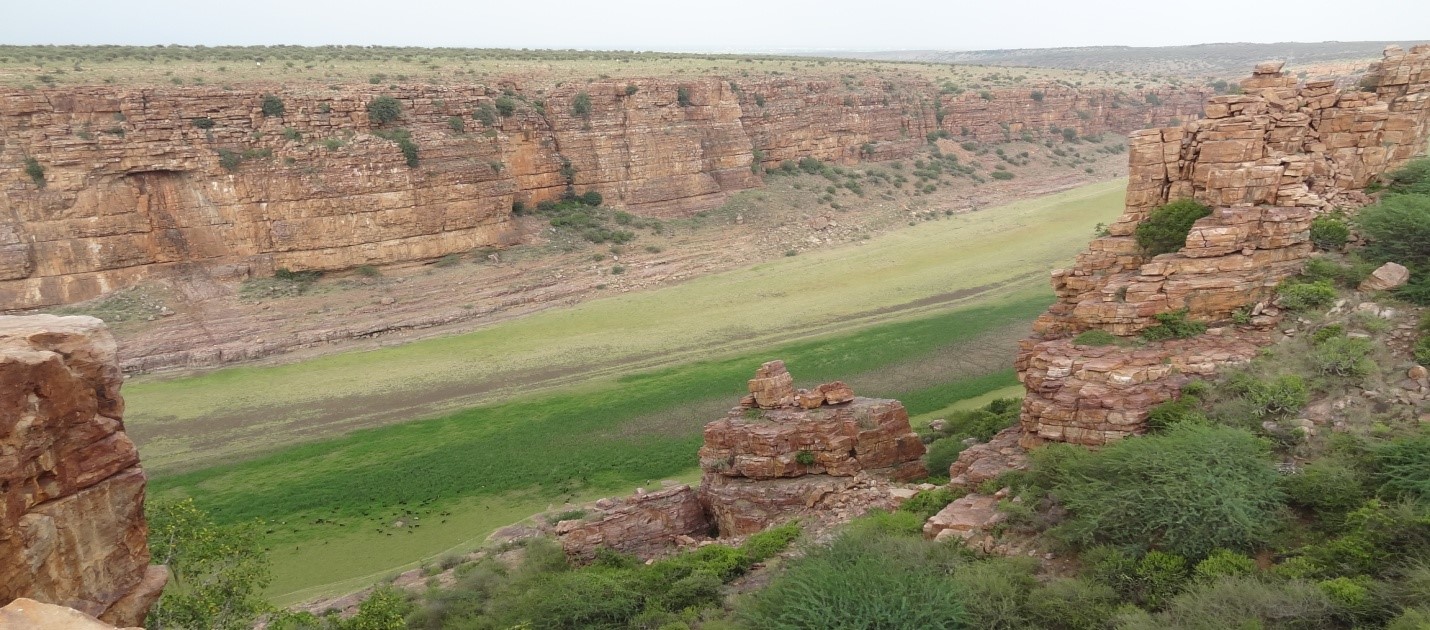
[1,77,1206,310]
[698,360,926,535]
[556,485,709,561]
[947,426,1029,488]
[1016,46,1430,446]
[0,315,166,627]
[0,598,136,630]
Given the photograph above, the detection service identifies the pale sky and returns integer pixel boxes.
[2,0,1427,52]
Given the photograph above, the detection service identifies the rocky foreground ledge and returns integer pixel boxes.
[0,315,166,627]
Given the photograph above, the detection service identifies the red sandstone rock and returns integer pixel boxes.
[948,427,1030,488]
[699,362,926,535]
[1360,262,1411,291]
[0,598,138,630]
[923,494,1006,543]
[556,485,709,561]
[0,315,166,627]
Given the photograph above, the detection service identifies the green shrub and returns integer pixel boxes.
[1086,547,1190,610]
[740,522,800,563]
[23,157,44,187]
[374,128,418,167]
[1415,336,1430,366]
[948,558,1038,628]
[1026,577,1120,630]
[923,438,965,479]
[192,116,215,129]
[260,94,285,117]
[1073,329,1122,346]
[1373,432,1430,502]
[1062,127,1078,142]
[1153,576,1335,629]
[1192,549,1257,581]
[795,450,815,466]
[676,87,691,107]
[580,190,603,206]
[1384,157,1430,195]
[1146,397,1208,433]
[367,96,402,125]
[1388,608,1430,630]
[473,103,497,126]
[1308,336,1375,377]
[1224,373,1308,418]
[990,170,1015,180]
[1140,308,1207,341]
[1310,215,1351,250]
[1134,199,1212,256]
[1277,280,1337,311]
[1318,576,1379,625]
[1295,500,1430,579]
[447,116,465,133]
[494,96,517,117]
[1030,90,1045,102]
[572,92,591,116]
[625,84,638,97]
[1302,256,1373,288]
[217,149,242,172]
[1045,424,1284,559]
[1280,458,1370,527]
[1310,324,1345,344]
[1358,192,1430,304]
[898,487,958,520]
[739,529,967,629]
[355,264,381,278]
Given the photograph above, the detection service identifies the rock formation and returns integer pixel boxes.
[1016,46,1430,446]
[1,78,1207,310]
[0,315,166,627]
[556,485,709,561]
[0,598,136,630]
[698,360,926,536]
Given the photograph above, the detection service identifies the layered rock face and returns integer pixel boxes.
[698,361,926,536]
[2,77,1205,310]
[556,485,709,561]
[0,315,166,627]
[1016,46,1430,446]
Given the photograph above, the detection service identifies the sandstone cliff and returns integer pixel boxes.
[1,76,1207,310]
[0,315,166,627]
[1015,46,1430,446]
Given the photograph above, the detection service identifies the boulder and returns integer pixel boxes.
[0,598,138,630]
[1359,262,1411,292]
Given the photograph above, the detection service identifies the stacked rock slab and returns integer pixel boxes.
[698,361,926,536]
[1016,46,1430,446]
[556,485,709,561]
[0,315,167,627]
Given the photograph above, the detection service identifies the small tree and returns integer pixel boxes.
[1030,90,1045,102]
[572,92,592,117]
[146,499,272,630]
[494,96,517,118]
[473,103,497,126]
[192,117,215,129]
[23,158,45,188]
[625,83,638,97]
[677,86,692,107]
[260,94,285,117]
[366,96,402,125]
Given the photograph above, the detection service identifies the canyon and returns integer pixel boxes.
[1,75,1208,311]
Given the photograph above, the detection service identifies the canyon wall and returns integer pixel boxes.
[1,76,1207,310]
[0,315,166,626]
[1016,46,1430,446]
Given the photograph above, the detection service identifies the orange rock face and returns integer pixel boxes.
[2,77,1207,310]
[0,315,166,626]
[699,363,925,535]
[1016,45,1430,446]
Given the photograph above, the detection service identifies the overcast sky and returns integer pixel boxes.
[2,0,1427,52]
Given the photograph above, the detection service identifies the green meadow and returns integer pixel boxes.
[131,179,1127,602]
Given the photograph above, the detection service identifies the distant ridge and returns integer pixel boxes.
[804,41,1417,76]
